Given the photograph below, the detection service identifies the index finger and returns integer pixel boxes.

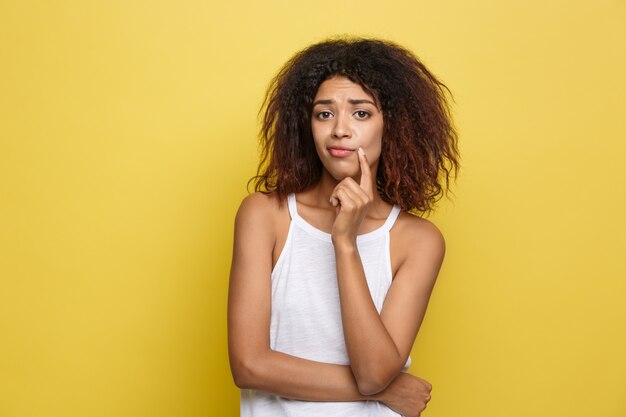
[357,147,374,199]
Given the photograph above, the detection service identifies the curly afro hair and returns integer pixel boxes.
[249,36,461,216]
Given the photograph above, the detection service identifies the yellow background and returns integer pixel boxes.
[1,1,625,416]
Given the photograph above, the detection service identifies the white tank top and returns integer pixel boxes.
[240,192,411,417]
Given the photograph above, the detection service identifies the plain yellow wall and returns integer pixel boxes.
[1,1,625,416]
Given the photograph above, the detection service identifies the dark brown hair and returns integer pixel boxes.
[249,36,460,215]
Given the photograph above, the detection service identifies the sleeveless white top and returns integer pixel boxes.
[240,193,411,417]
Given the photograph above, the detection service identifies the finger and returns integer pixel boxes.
[357,147,374,199]
[334,188,357,211]
[330,186,344,207]
[341,177,370,206]
[331,179,361,207]
[330,183,342,206]
[330,189,339,206]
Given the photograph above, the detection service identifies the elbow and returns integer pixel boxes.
[230,361,251,389]
[229,345,272,389]
[230,356,259,389]
[354,367,401,396]
[356,378,388,396]
[353,363,404,396]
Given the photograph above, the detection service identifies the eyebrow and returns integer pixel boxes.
[313,98,377,107]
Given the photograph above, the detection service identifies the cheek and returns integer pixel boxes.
[369,144,382,164]
[311,122,326,143]
[310,125,323,150]
[364,127,383,159]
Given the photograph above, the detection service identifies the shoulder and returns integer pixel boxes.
[237,191,281,214]
[396,212,445,248]
[235,191,286,238]
[392,211,446,269]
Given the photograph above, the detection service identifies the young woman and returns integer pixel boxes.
[228,37,460,417]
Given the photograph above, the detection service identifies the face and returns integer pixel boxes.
[311,76,384,181]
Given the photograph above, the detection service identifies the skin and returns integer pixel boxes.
[228,76,445,416]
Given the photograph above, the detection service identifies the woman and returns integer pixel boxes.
[228,37,460,417]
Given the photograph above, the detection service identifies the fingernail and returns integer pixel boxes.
[358,147,365,156]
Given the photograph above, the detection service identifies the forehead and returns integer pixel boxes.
[314,76,374,100]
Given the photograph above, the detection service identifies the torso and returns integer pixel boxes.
[238,189,438,417]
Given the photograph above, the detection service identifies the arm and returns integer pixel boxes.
[329,148,445,395]
[333,221,444,395]
[227,192,374,401]
[227,192,433,414]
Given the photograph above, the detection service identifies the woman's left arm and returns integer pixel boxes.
[330,148,446,396]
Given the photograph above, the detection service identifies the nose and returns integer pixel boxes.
[331,113,351,139]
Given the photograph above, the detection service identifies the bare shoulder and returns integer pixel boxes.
[395,212,445,246]
[392,211,446,269]
[236,191,283,222]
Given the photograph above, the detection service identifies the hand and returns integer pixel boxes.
[329,147,375,246]
[375,373,432,417]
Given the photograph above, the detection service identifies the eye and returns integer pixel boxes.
[316,111,333,120]
[354,110,370,119]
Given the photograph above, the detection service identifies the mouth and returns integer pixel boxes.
[327,146,355,158]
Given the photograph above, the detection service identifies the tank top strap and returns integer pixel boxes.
[381,204,402,232]
[287,193,299,221]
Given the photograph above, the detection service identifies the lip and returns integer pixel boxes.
[327,146,355,158]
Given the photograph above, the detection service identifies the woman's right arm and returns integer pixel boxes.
[227,193,431,412]
[227,192,365,400]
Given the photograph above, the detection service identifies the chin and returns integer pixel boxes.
[328,168,359,181]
